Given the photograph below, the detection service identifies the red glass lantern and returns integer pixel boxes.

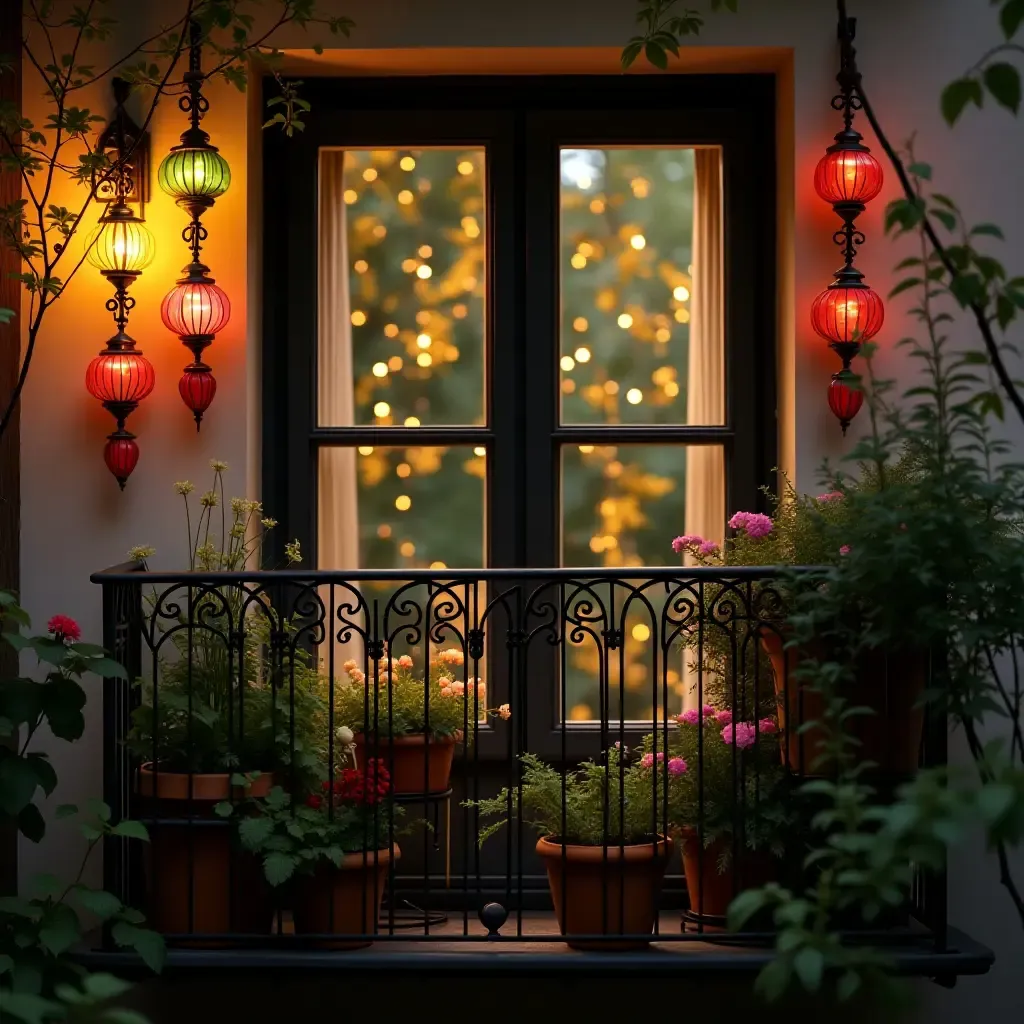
[179,368,217,429]
[814,147,883,206]
[828,373,864,435]
[161,279,230,338]
[103,433,140,489]
[811,284,884,345]
[85,349,156,405]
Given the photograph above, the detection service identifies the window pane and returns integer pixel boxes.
[317,148,486,428]
[318,445,486,571]
[560,443,725,722]
[559,148,722,426]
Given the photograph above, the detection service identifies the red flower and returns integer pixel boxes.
[305,794,322,810]
[47,615,81,643]
[327,760,392,806]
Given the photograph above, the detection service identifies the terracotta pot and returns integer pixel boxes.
[761,633,927,776]
[138,766,274,941]
[353,733,456,796]
[680,829,776,928]
[291,845,400,949]
[535,836,672,950]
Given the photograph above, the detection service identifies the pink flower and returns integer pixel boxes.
[702,704,717,718]
[758,717,778,735]
[437,675,453,688]
[667,757,688,776]
[817,491,844,503]
[839,545,851,556]
[721,722,757,749]
[398,654,413,669]
[47,615,81,643]
[714,709,733,726]
[677,709,701,725]
[640,752,665,768]
[350,668,365,684]
[440,685,453,697]
[743,514,773,539]
[498,703,511,720]
[671,534,702,554]
[451,681,466,696]
[698,541,720,556]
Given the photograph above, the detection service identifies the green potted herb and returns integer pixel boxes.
[470,750,672,949]
[337,648,510,796]
[642,706,792,926]
[126,460,328,938]
[224,764,400,948]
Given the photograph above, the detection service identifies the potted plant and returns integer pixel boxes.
[127,461,328,939]
[337,648,510,796]
[470,749,672,949]
[643,705,793,927]
[672,475,926,775]
[224,761,400,949]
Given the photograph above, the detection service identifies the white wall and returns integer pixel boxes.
[17,0,1024,1015]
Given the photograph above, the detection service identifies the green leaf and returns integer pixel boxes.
[111,921,165,974]
[38,903,81,956]
[941,77,984,125]
[264,851,297,886]
[55,803,78,819]
[837,969,862,1001]
[726,887,768,930]
[997,293,1016,330]
[31,873,62,897]
[26,753,57,796]
[1002,0,1024,38]
[644,41,668,70]
[0,992,60,1024]
[102,1011,151,1024]
[907,161,932,180]
[42,677,86,741]
[87,657,127,679]
[888,277,922,299]
[755,956,792,1002]
[971,222,1005,240]
[984,62,1021,113]
[793,946,824,991]
[18,802,46,843]
[0,953,12,975]
[80,972,134,1001]
[0,756,42,815]
[978,783,1015,822]
[931,209,957,232]
[77,887,123,920]
[110,819,149,841]
[238,816,274,850]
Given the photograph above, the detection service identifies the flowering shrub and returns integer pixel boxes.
[222,763,399,887]
[470,748,670,847]
[639,704,793,868]
[334,648,509,739]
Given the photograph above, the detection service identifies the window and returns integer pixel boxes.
[262,75,776,733]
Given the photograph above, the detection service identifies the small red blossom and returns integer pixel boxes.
[305,794,323,810]
[47,615,81,643]
[323,760,392,806]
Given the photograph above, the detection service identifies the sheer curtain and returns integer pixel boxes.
[681,147,725,711]
[317,150,361,669]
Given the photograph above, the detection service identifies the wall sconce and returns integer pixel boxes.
[813,16,884,435]
[159,20,231,429]
[85,79,156,489]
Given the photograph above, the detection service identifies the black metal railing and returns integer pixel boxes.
[92,563,946,954]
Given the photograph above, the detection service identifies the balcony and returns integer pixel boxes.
[83,563,992,985]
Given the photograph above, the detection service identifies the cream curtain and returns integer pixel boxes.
[681,147,726,711]
[316,150,361,673]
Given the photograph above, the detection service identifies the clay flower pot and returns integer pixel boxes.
[291,844,400,949]
[536,835,672,950]
[680,829,776,929]
[353,733,456,796]
[137,765,274,941]
[761,632,927,776]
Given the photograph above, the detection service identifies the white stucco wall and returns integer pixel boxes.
[16,0,1024,1015]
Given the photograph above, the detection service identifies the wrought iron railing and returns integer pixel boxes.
[92,563,947,955]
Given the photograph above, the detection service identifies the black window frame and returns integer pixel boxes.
[261,73,777,753]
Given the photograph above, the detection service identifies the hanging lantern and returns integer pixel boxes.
[86,80,154,489]
[813,14,883,436]
[811,281,885,345]
[828,371,864,435]
[160,278,231,338]
[178,366,217,429]
[103,432,140,489]
[814,137,883,206]
[160,20,230,428]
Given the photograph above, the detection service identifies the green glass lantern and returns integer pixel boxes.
[158,145,231,203]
